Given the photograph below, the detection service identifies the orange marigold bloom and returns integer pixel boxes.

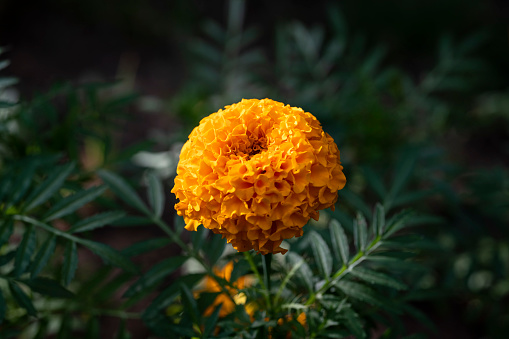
[201,261,251,318]
[172,98,346,254]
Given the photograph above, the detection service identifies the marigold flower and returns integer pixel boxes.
[172,98,346,254]
[201,261,252,318]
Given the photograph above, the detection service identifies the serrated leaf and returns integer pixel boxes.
[343,307,365,339]
[335,280,384,307]
[287,252,314,292]
[78,239,137,274]
[62,241,78,285]
[97,170,150,215]
[349,267,407,290]
[353,213,368,252]
[384,209,414,238]
[30,235,56,278]
[9,281,37,316]
[7,164,35,208]
[0,218,14,246]
[310,232,332,279]
[124,256,187,298]
[203,303,222,338]
[43,185,107,221]
[330,219,349,265]
[69,211,126,233]
[14,225,36,277]
[373,203,385,236]
[146,171,164,218]
[121,238,171,257]
[25,277,74,298]
[23,162,75,212]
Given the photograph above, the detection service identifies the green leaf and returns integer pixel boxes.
[206,234,226,266]
[372,203,385,236]
[69,211,126,233]
[309,231,332,279]
[30,235,57,278]
[275,260,304,304]
[343,307,365,339]
[61,241,79,285]
[25,277,74,298]
[0,290,5,324]
[144,273,204,319]
[14,225,36,277]
[146,171,164,218]
[124,256,188,298]
[335,280,384,307]
[111,216,151,227]
[9,281,37,316]
[7,164,35,208]
[338,189,371,220]
[349,267,407,290]
[329,219,349,265]
[384,209,414,238]
[203,303,222,339]
[121,238,171,257]
[180,283,201,325]
[362,167,386,199]
[192,225,208,251]
[78,239,137,274]
[0,218,14,246]
[43,186,107,221]
[57,314,71,339]
[386,154,416,209]
[353,212,368,252]
[23,162,75,212]
[287,252,314,292]
[97,170,150,215]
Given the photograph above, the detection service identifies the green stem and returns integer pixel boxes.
[262,253,273,317]
[150,216,237,305]
[305,236,383,306]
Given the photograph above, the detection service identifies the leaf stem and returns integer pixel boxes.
[305,237,383,306]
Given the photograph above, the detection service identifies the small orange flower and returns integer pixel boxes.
[201,261,251,317]
[172,99,346,254]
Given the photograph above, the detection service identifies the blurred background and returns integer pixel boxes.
[1,0,508,337]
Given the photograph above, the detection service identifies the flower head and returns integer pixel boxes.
[172,98,346,254]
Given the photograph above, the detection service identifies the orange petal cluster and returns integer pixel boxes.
[201,261,251,318]
[172,98,346,254]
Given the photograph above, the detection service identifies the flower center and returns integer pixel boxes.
[232,135,267,159]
